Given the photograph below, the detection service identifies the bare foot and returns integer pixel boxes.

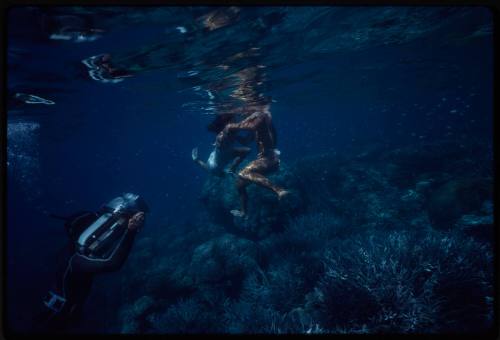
[277,189,291,200]
[230,209,246,218]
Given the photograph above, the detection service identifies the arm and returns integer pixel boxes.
[195,159,210,171]
[225,112,264,133]
[216,113,264,146]
[192,147,210,172]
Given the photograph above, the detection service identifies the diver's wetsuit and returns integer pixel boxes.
[217,107,286,215]
[35,213,138,333]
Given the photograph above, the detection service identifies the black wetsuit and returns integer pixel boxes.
[34,213,138,333]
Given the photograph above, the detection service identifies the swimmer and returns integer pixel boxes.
[192,113,253,177]
[215,102,290,217]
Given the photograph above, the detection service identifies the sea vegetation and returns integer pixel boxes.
[112,139,493,334]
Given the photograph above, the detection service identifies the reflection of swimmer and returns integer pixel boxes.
[216,103,289,218]
[199,7,241,31]
[192,113,253,176]
[41,12,103,43]
[49,27,104,42]
[81,54,133,83]
[13,93,55,105]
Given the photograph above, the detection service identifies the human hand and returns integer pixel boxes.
[191,147,199,161]
[128,212,145,230]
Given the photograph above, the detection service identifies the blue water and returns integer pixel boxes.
[6,6,494,334]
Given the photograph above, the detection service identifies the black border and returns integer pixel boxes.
[1,1,499,339]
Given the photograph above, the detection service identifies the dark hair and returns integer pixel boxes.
[207,114,235,134]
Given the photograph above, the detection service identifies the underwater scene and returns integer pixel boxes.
[6,6,494,335]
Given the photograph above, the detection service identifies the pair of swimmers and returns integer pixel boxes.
[192,102,289,218]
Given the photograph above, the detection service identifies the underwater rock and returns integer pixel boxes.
[380,140,490,187]
[189,234,261,291]
[124,250,195,305]
[426,177,492,229]
[200,163,304,239]
[111,139,494,334]
[455,212,494,242]
[120,295,155,333]
[200,139,492,238]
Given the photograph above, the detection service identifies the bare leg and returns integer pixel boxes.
[240,169,283,195]
[192,147,211,172]
[195,159,211,172]
[231,156,290,217]
[235,177,249,216]
[238,157,287,196]
[231,178,248,218]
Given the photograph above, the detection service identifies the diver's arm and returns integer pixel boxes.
[72,229,138,274]
[192,147,210,171]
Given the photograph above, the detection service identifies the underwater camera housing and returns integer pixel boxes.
[76,193,148,257]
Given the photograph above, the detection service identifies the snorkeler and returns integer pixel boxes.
[215,103,289,217]
[192,113,253,177]
[34,193,148,333]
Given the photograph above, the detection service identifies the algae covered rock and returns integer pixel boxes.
[120,295,155,333]
[189,233,261,288]
[455,214,493,240]
[427,177,492,229]
[200,163,304,238]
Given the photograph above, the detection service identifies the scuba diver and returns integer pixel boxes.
[34,193,148,333]
[215,102,290,218]
[192,112,253,177]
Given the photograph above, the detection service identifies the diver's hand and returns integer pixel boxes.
[128,212,145,231]
[191,148,199,161]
